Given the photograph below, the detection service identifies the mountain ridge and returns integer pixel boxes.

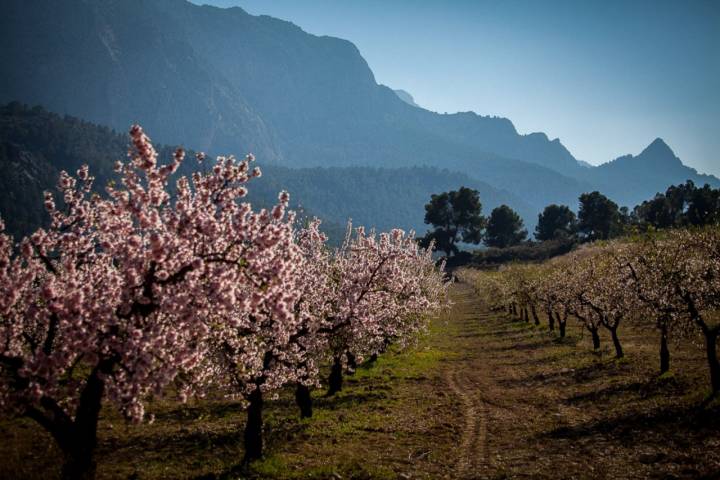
[0,0,717,220]
[0,102,533,240]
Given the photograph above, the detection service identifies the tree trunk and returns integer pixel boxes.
[295,383,313,419]
[60,369,105,480]
[659,324,670,374]
[523,307,529,323]
[610,327,623,358]
[243,387,264,463]
[590,328,601,350]
[547,308,555,331]
[326,356,343,396]
[557,313,567,338]
[531,305,540,326]
[511,303,518,316]
[703,328,720,395]
[346,351,357,375]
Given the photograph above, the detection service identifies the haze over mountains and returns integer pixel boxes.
[1,103,531,241]
[0,0,717,238]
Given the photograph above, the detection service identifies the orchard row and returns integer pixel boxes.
[0,126,449,479]
[459,228,720,396]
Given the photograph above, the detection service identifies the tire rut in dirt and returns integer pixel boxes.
[444,284,491,479]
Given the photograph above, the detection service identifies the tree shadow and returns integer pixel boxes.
[565,375,686,404]
[543,403,720,444]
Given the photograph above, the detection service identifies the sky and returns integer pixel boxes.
[190,0,720,176]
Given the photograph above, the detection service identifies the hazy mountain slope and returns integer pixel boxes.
[578,139,720,207]
[160,1,585,176]
[0,103,533,241]
[253,165,535,234]
[393,90,420,108]
[1,0,715,215]
[0,103,192,237]
[0,0,278,161]
[0,0,588,204]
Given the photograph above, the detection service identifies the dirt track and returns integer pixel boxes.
[436,282,720,479]
[442,286,491,477]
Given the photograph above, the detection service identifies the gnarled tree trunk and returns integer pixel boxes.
[243,387,264,463]
[556,312,566,338]
[60,370,105,480]
[609,326,623,358]
[21,363,108,480]
[326,355,343,396]
[547,308,555,331]
[659,323,670,374]
[531,305,540,326]
[701,326,720,395]
[295,383,313,419]
[590,327,601,350]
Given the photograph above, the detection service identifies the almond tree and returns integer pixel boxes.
[554,249,604,350]
[202,216,334,462]
[577,246,638,359]
[323,226,447,396]
[0,126,282,479]
[614,238,678,373]
[626,229,720,393]
[535,264,559,332]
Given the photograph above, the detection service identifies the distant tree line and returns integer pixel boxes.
[421,180,720,258]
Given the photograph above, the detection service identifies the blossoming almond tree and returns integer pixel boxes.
[575,246,640,358]
[617,236,681,373]
[0,126,283,479]
[323,225,447,396]
[203,216,334,462]
[626,229,720,394]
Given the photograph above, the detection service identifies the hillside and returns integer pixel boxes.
[5,0,715,214]
[1,0,717,225]
[579,138,720,207]
[0,103,532,240]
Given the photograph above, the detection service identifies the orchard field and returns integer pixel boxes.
[1,126,719,479]
[2,279,720,479]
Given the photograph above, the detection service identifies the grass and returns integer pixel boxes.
[0,312,457,480]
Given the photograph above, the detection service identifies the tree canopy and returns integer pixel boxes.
[535,204,576,241]
[485,205,527,248]
[421,186,486,256]
[578,191,621,241]
[633,180,720,231]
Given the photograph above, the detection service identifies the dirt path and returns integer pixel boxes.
[441,284,491,478]
[435,281,720,479]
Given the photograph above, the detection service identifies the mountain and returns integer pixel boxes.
[256,165,534,234]
[0,0,716,223]
[578,138,720,207]
[0,102,191,237]
[0,103,532,241]
[0,0,279,162]
[393,89,420,108]
[0,0,591,208]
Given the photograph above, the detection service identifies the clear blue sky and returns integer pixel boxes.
[190,0,720,176]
